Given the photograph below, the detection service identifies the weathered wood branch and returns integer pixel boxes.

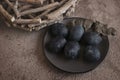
[14,18,41,24]
[0,5,15,23]
[4,0,20,17]
[46,0,78,19]
[20,2,59,17]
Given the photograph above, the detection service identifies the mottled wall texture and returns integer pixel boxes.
[0,0,120,80]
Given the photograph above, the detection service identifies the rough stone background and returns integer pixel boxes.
[0,0,120,80]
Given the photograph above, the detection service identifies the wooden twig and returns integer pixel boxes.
[46,0,78,19]
[4,0,13,8]
[19,5,32,12]
[20,2,59,17]
[14,18,41,24]
[34,15,63,31]
[35,7,56,18]
[18,0,45,4]
[14,0,20,18]
[59,0,68,5]
[35,0,68,18]
[28,20,47,27]
[50,0,54,3]
[28,14,34,18]
[4,0,20,17]
[0,5,15,23]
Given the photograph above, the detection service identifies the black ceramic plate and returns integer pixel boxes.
[43,17,109,73]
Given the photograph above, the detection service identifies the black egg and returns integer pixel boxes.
[84,46,101,63]
[69,25,84,41]
[50,23,68,37]
[83,32,102,45]
[46,37,67,53]
[64,41,80,59]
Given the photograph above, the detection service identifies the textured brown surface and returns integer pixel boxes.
[0,0,120,80]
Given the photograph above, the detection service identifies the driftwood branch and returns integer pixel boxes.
[19,5,33,12]
[14,18,41,24]
[35,7,56,18]
[20,2,59,17]
[9,0,45,4]
[0,5,15,23]
[4,0,20,17]
[46,0,78,19]
[14,0,20,18]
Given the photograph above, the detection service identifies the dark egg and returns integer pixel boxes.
[64,41,80,59]
[49,23,68,37]
[84,46,101,63]
[46,37,67,53]
[69,25,84,41]
[83,32,102,45]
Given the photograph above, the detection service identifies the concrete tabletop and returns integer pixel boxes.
[0,0,120,80]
